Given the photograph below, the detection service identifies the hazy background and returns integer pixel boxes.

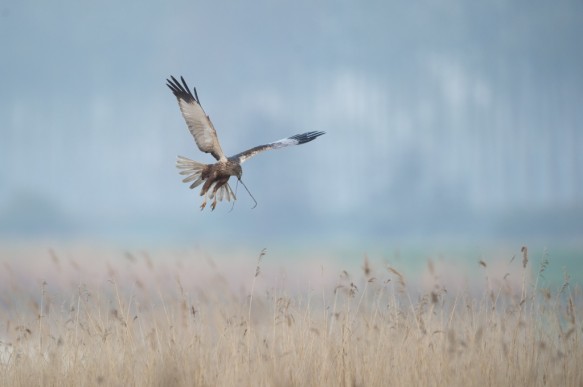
[1,1,582,256]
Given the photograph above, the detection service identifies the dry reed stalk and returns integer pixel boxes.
[247,248,267,366]
[0,246,581,386]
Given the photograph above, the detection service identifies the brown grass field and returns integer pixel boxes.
[0,245,581,386]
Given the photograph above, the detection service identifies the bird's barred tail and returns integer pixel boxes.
[176,156,207,189]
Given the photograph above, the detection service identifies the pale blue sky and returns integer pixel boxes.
[1,1,582,247]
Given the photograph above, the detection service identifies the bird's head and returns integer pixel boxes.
[234,164,243,180]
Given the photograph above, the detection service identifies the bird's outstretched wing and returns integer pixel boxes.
[167,76,226,161]
[230,131,325,164]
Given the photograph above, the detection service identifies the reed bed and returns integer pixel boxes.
[0,246,581,386]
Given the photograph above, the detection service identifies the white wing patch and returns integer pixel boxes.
[268,137,300,149]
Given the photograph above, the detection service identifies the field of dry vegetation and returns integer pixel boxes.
[0,245,581,386]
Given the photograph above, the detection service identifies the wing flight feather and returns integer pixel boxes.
[230,131,325,164]
[167,76,226,161]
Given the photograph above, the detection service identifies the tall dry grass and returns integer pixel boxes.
[0,245,581,386]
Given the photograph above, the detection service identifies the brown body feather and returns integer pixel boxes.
[200,161,242,199]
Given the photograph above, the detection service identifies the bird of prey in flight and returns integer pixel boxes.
[167,76,325,210]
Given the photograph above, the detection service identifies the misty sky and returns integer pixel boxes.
[1,1,582,247]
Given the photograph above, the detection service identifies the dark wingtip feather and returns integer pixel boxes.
[166,75,198,103]
[290,131,326,144]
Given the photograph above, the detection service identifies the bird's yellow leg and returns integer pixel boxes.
[200,192,208,210]
[210,183,223,211]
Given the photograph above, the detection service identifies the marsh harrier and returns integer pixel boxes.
[167,76,325,210]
